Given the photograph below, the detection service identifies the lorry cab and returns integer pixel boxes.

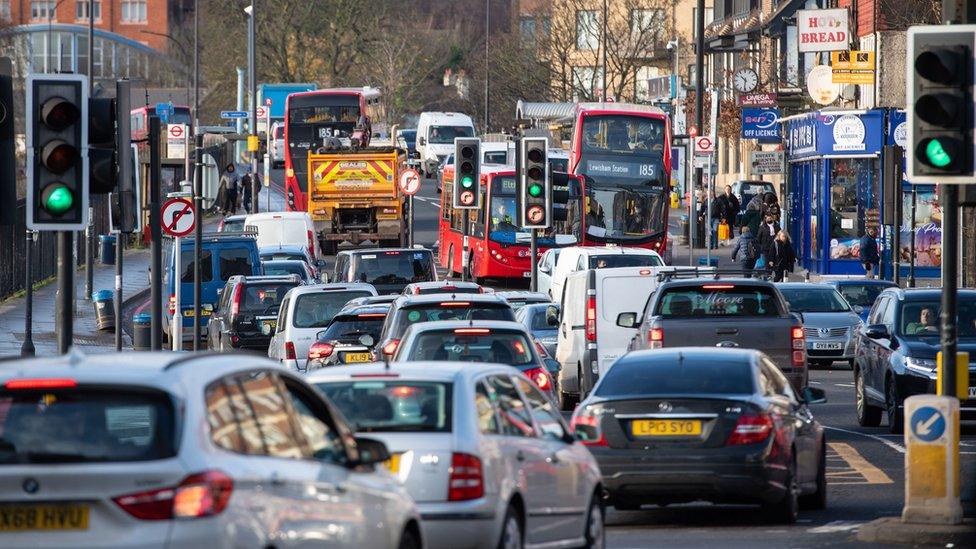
[416,112,475,177]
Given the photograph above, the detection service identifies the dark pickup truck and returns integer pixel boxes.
[618,277,809,391]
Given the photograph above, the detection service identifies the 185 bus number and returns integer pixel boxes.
[638,164,657,177]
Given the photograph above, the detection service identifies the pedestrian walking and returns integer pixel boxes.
[698,190,722,250]
[722,185,741,229]
[241,169,253,214]
[755,213,781,262]
[770,230,796,282]
[859,226,880,279]
[742,194,763,237]
[762,192,781,223]
[731,226,758,276]
[219,164,239,215]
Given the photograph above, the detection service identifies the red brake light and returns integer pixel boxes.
[524,367,552,392]
[168,294,176,316]
[534,340,548,357]
[702,284,735,289]
[585,296,596,342]
[455,328,490,334]
[229,284,244,316]
[726,413,774,446]
[113,470,233,520]
[648,327,664,349]
[307,342,335,360]
[383,339,400,356]
[4,378,78,390]
[440,301,471,307]
[791,325,806,367]
[448,453,484,501]
[569,411,607,447]
[791,327,804,340]
[357,313,386,318]
[284,341,297,360]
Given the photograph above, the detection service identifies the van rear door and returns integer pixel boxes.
[595,268,661,375]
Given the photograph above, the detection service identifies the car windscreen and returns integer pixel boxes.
[261,252,306,262]
[900,299,976,338]
[428,125,474,144]
[222,219,245,232]
[292,291,374,328]
[0,387,176,463]
[316,381,452,433]
[836,284,892,307]
[219,247,256,280]
[241,284,295,315]
[405,330,535,366]
[595,358,755,396]
[318,314,386,344]
[529,306,559,331]
[738,183,775,210]
[484,151,508,164]
[655,286,783,317]
[394,303,516,336]
[588,254,662,269]
[351,251,434,285]
[262,262,307,278]
[779,288,851,313]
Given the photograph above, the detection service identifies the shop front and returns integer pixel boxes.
[783,109,885,275]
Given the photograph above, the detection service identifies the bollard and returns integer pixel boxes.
[670,191,680,209]
[99,234,116,265]
[902,394,962,525]
[132,312,152,351]
[92,290,115,331]
[698,257,718,268]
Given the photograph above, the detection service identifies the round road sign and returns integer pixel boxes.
[695,136,714,155]
[265,97,273,106]
[161,198,196,237]
[399,169,421,196]
[526,205,545,224]
[168,124,184,139]
[459,190,475,206]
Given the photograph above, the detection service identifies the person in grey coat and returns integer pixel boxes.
[731,226,759,276]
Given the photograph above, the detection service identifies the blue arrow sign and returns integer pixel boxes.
[910,406,946,442]
[221,111,249,119]
[155,102,173,124]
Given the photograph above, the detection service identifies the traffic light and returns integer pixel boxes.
[453,137,481,210]
[26,74,89,231]
[907,26,976,183]
[112,79,138,232]
[88,95,117,194]
[550,171,572,222]
[517,137,550,229]
[0,57,15,226]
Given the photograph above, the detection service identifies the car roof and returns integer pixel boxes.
[776,282,837,290]
[286,283,377,296]
[405,280,483,291]
[245,212,310,220]
[259,244,309,254]
[617,347,760,365]
[496,291,550,301]
[339,247,432,256]
[659,278,775,289]
[827,279,898,287]
[305,360,518,385]
[223,215,247,221]
[261,259,308,266]
[404,320,530,334]
[233,274,302,284]
[393,293,510,306]
[883,288,976,301]
[336,304,391,316]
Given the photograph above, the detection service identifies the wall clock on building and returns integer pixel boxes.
[733,68,759,93]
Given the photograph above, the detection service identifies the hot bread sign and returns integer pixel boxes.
[796,9,849,53]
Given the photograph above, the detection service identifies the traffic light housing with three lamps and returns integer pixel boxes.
[517,137,550,229]
[26,74,89,231]
[907,26,976,183]
[453,137,481,210]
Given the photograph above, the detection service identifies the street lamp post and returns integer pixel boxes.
[246,2,259,214]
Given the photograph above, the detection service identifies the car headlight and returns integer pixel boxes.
[905,357,938,379]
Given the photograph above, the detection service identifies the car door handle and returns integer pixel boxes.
[516,450,526,462]
[716,328,738,335]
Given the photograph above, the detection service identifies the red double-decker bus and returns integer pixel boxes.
[439,168,584,283]
[568,103,671,255]
[130,104,192,141]
[283,87,383,211]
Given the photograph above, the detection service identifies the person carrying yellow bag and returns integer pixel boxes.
[718,221,731,242]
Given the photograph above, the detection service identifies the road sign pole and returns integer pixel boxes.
[21,230,35,357]
[149,116,163,351]
[115,227,123,352]
[56,231,73,354]
[408,195,414,248]
[172,234,182,351]
[940,184,959,397]
[193,131,203,349]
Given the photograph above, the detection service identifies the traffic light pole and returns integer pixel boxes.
[21,230,35,357]
[115,229,123,351]
[149,116,163,351]
[193,132,204,348]
[909,187,917,287]
[940,184,959,396]
[56,231,73,354]
[461,217,469,282]
[530,230,538,292]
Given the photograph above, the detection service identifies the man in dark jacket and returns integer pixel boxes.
[722,185,741,225]
[859,227,880,279]
[755,213,780,260]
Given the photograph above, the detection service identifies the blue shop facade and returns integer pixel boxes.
[782,108,941,278]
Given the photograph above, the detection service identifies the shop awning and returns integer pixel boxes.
[764,0,806,36]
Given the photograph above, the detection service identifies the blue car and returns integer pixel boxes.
[826,279,897,322]
[167,233,263,340]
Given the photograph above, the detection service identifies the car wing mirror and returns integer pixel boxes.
[315,330,327,340]
[865,324,889,339]
[351,436,391,467]
[418,136,425,146]
[853,305,864,315]
[802,386,827,405]
[616,312,638,328]
[539,263,551,274]
[546,306,560,327]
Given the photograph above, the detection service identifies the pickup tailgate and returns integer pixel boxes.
[661,317,794,367]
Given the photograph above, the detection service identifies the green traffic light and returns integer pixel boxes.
[925,139,953,168]
[461,175,474,188]
[528,183,543,197]
[42,183,74,214]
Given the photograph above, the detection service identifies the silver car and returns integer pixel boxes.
[778,282,864,368]
[308,361,605,549]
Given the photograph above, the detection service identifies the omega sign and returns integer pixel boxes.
[797,9,849,53]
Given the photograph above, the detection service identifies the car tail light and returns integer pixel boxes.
[357,313,386,318]
[702,284,735,290]
[569,410,607,447]
[534,340,549,358]
[284,341,297,360]
[440,301,471,307]
[5,378,78,390]
[382,339,400,356]
[168,294,176,316]
[307,230,316,257]
[308,342,334,360]
[229,284,244,317]
[454,328,490,335]
[791,326,806,368]
[113,470,233,520]
[726,413,774,446]
[524,367,552,392]
[448,453,484,501]
[648,327,664,349]
[585,296,597,342]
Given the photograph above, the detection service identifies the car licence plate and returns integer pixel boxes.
[383,453,402,474]
[0,504,89,531]
[343,352,372,363]
[811,342,843,350]
[969,386,976,399]
[631,419,702,437]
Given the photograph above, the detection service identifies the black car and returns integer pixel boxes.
[571,347,827,523]
[853,288,976,433]
[307,304,389,370]
[207,274,302,351]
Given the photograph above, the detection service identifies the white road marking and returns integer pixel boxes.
[807,521,864,534]
[824,425,906,454]
[834,383,855,388]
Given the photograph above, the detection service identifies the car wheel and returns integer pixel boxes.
[397,527,421,549]
[558,389,578,412]
[762,457,798,524]
[886,377,904,434]
[799,441,827,510]
[855,368,883,427]
[581,496,605,549]
[497,504,523,549]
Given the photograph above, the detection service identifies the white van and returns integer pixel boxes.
[555,266,692,410]
[416,112,475,177]
[244,211,321,260]
[547,245,664,301]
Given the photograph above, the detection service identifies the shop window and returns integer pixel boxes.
[899,187,942,268]
[827,158,879,261]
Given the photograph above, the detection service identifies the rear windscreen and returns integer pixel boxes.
[0,388,175,463]
[219,248,255,280]
[836,284,891,307]
[241,284,295,315]
[316,381,452,433]
[589,254,662,269]
[293,291,374,328]
[595,359,755,396]
[262,262,306,278]
[406,331,534,366]
[351,251,434,285]
[394,304,515,336]
[655,286,782,317]
[318,315,386,344]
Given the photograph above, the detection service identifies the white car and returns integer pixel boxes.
[308,361,605,549]
[0,351,421,548]
[244,211,322,261]
[535,248,561,297]
[548,245,664,302]
[270,122,285,168]
[268,283,378,371]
